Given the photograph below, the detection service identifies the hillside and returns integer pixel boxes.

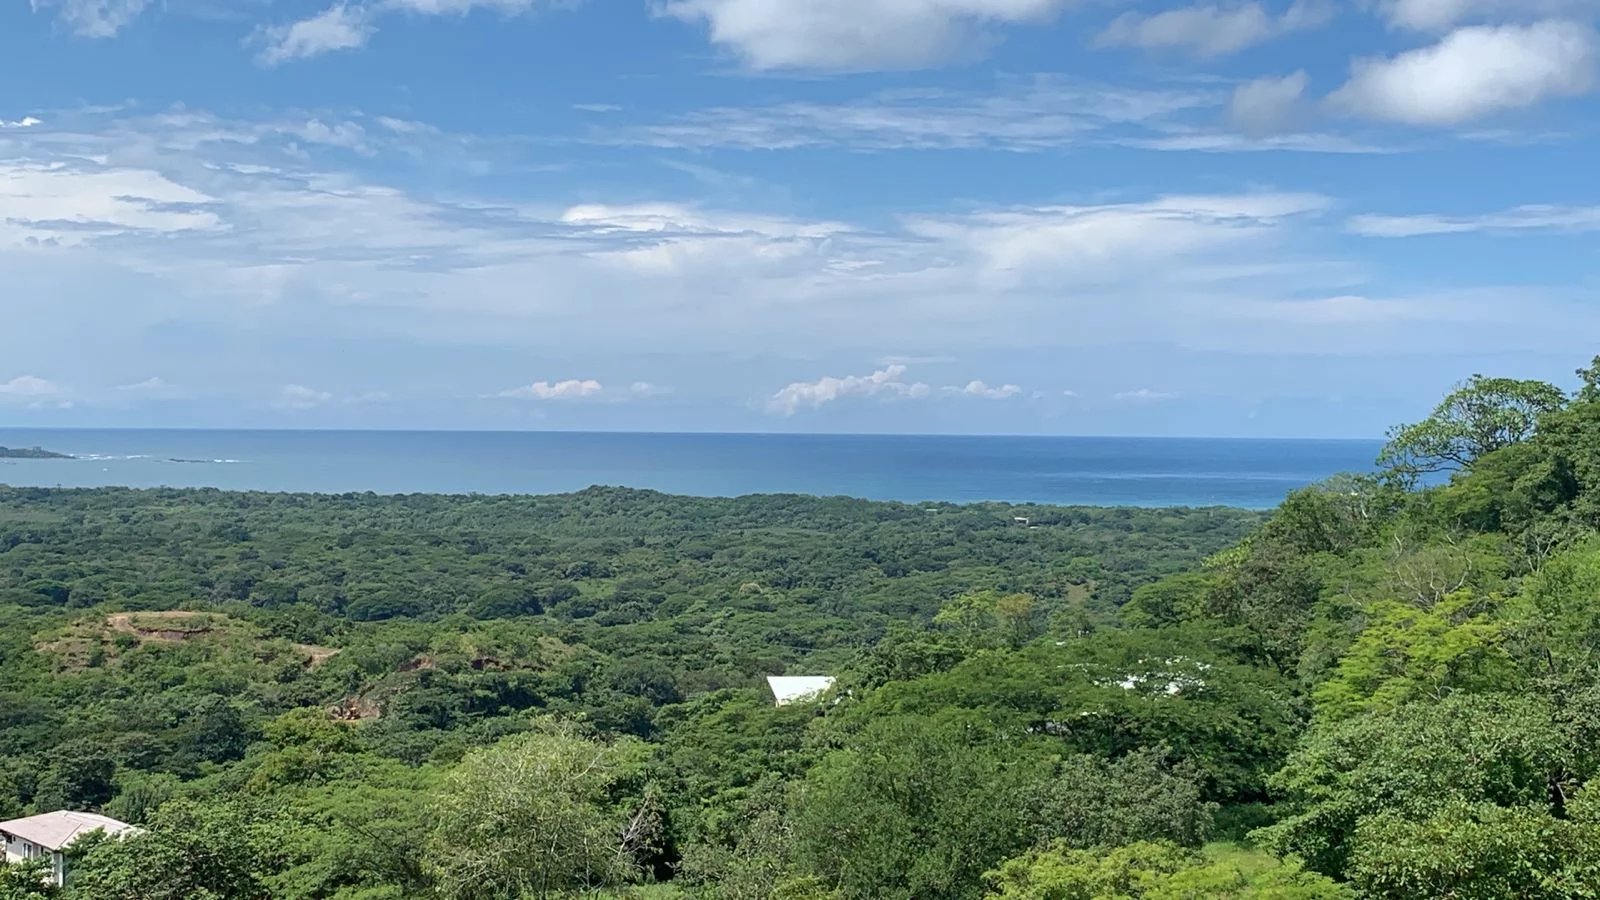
[6,358,1600,898]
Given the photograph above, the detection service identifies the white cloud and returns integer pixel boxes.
[1114,388,1180,402]
[1349,203,1600,236]
[630,381,672,397]
[388,0,542,11]
[1123,130,1390,153]
[374,116,436,135]
[1226,294,1439,324]
[559,204,846,240]
[253,5,374,65]
[255,0,557,65]
[901,192,1329,285]
[1376,0,1600,31]
[288,119,370,153]
[28,0,150,37]
[770,369,1026,413]
[1216,289,1572,336]
[660,0,1074,71]
[945,380,1023,399]
[498,379,605,400]
[0,161,222,247]
[768,365,932,415]
[116,377,171,391]
[275,384,336,409]
[0,106,1398,400]
[1,117,43,129]
[0,375,73,409]
[1230,71,1310,133]
[606,76,1380,157]
[273,386,390,407]
[108,376,184,403]
[559,202,852,275]
[0,375,65,397]
[1097,1,1331,57]
[3,97,1596,432]
[606,77,1221,153]
[1329,21,1599,125]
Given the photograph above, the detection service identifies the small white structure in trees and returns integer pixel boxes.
[766,675,836,706]
[0,810,136,886]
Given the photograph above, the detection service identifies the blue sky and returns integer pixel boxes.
[1,0,1597,436]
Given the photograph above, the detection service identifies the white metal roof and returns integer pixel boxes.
[0,811,135,851]
[767,675,835,705]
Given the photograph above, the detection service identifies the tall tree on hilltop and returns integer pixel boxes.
[1379,375,1566,479]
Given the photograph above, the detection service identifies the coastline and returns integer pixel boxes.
[0,429,1379,509]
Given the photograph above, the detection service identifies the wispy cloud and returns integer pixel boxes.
[1,117,43,129]
[1114,388,1180,402]
[598,75,1393,155]
[1230,71,1311,133]
[0,375,74,410]
[660,0,1074,72]
[28,0,150,37]
[0,375,66,397]
[1120,129,1392,153]
[1220,294,1436,324]
[253,0,564,65]
[879,355,958,367]
[273,384,393,409]
[116,376,170,391]
[601,76,1224,153]
[0,104,1485,407]
[0,160,222,247]
[251,4,373,65]
[1376,0,1600,31]
[497,379,606,400]
[105,377,188,404]
[1097,1,1332,58]
[275,384,335,409]
[1349,203,1600,236]
[899,192,1331,286]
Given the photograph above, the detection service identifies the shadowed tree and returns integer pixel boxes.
[1379,375,1565,479]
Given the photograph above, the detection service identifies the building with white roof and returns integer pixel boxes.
[1,810,136,886]
[766,675,836,706]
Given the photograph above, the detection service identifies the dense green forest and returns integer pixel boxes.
[6,357,1600,898]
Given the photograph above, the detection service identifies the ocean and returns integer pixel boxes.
[0,429,1381,509]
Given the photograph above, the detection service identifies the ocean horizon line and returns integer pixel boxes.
[3,426,1384,444]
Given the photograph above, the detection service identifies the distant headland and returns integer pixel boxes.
[0,446,73,459]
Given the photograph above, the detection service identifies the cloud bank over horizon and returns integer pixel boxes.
[3,1,1596,436]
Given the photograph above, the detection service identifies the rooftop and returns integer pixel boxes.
[767,675,836,706]
[0,811,136,851]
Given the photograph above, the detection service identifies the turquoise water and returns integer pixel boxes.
[0,429,1381,509]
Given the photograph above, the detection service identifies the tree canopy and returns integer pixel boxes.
[1378,375,1566,478]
